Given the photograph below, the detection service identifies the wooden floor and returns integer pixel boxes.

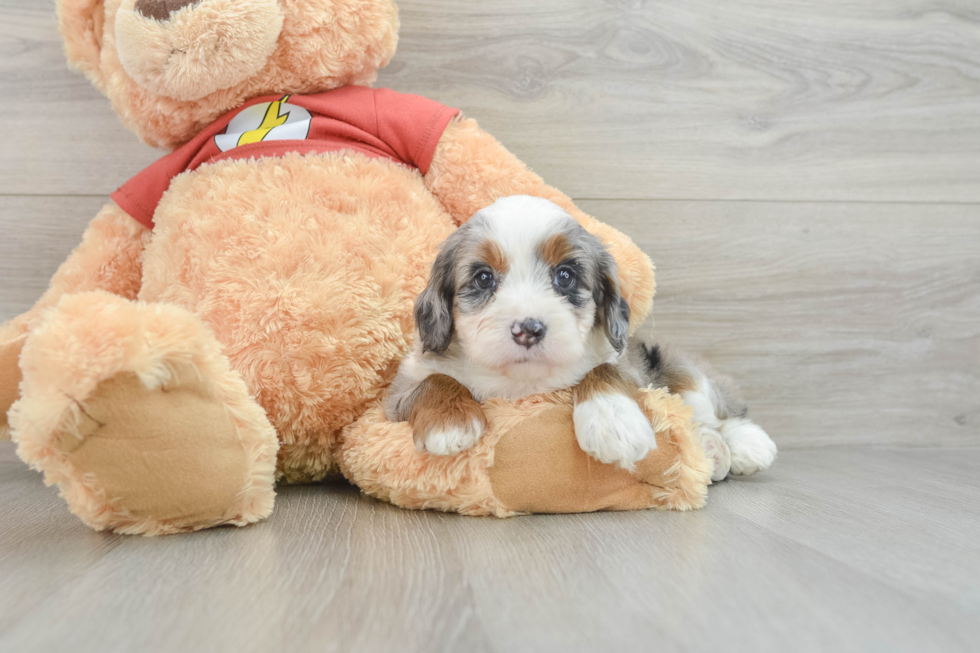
[1,0,979,651]
[1,442,978,652]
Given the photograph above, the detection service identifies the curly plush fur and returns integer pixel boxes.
[59,0,400,148]
[0,0,706,534]
[339,388,709,516]
[141,151,458,482]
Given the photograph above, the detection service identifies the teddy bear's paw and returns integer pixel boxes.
[8,291,279,535]
[697,427,732,482]
[416,417,486,456]
[573,393,658,472]
[721,418,777,476]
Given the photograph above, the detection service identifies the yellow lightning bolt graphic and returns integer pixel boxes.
[237,95,291,147]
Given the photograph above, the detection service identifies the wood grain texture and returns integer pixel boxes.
[1,442,978,653]
[2,1,980,200]
[0,196,107,319]
[578,199,980,448]
[3,197,976,449]
[386,0,980,202]
[0,1,160,196]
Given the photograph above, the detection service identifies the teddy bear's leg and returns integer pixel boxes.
[1,204,150,439]
[8,291,278,535]
[0,334,26,440]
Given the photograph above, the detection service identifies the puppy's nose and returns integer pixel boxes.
[136,0,201,21]
[511,319,547,348]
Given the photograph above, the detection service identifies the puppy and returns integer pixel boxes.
[385,196,776,478]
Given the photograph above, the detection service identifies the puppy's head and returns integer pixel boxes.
[415,196,630,380]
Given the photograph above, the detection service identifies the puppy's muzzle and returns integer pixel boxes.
[511,319,547,348]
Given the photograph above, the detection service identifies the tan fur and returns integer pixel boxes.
[0,335,26,440]
[139,152,456,483]
[476,238,509,274]
[0,204,149,345]
[9,292,279,535]
[339,388,709,516]
[62,371,249,528]
[57,0,401,148]
[539,232,573,268]
[408,374,487,449]
[1,1,670,532]
[115,0,285,103]
[573,363,638,403]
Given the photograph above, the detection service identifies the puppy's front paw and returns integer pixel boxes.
[721,418,777,476]
[573,393,658,471]
[416,417,486,456]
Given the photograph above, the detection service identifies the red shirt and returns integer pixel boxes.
[112,87,460,229]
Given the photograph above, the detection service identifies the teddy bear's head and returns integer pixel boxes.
[59,0,399,149]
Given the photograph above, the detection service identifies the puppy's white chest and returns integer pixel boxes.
[429,346,611,402]
[461,369,583,402]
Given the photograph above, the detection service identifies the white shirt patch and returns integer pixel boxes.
[214,95,312,153]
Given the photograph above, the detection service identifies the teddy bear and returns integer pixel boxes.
[0,0,710,534]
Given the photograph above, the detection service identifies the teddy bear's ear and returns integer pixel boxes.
[57,0,107,87]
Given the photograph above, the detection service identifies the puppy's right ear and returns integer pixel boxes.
[414,231,462,353]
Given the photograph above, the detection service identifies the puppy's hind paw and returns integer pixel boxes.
[573,393,657,472]
[721,418,777,476]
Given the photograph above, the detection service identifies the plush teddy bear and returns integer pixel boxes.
[0,0,710,534]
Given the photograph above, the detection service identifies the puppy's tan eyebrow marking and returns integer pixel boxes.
[539,233,573,268]
[476,238,509,273]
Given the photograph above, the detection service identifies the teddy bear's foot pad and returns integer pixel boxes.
[489,397,706,514]
[55,371,255,532]
[9,291,279,535]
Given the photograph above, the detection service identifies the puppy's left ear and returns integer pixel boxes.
[595,251,631,354]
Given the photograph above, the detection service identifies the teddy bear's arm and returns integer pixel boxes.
[424,116,656,330]
[0,203,150,341]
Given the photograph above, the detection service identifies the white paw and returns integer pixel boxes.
[419,417,485,456]
[573,393,658,471]
[720,418,777,476]
[699,427,731,482]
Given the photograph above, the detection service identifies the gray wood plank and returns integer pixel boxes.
[4,196,975,449]
[2,0,980,201]
[0,1,161,195]
[388,0,980,202]
[578,198,980,449]
[2,443,978,653]
[0,195,106,319]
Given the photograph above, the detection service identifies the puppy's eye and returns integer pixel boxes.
[554,267,576,290]
[474,269,496,290]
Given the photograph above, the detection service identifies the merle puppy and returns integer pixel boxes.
[385,196,776,479]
